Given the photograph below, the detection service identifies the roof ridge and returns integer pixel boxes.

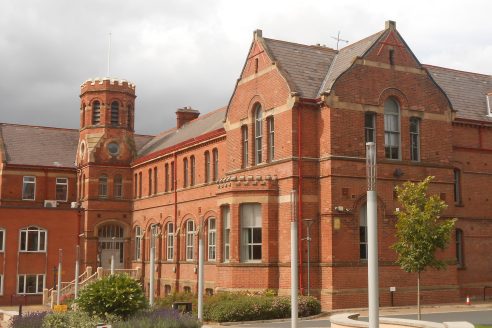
[0,122,79,132]
[263,37,337,52]
[424,64,492,78]
[339,29,385,52]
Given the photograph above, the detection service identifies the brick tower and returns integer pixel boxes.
[76,78,137,270]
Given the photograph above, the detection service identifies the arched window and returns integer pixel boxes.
[153,167,158,194]
[166,222,174,261]
[165,163,170,192]
[360,204,368,260]
[242,126,248,168]
[268,117,274,162]
[456,229,464,268]
[208,218,216,261]
[138,172,142,198]
[204,151,210,183]
[20,226,47,252]
[254,104,263,164]
[134,226,142,261]
[186,220,195,261]
[99,174,108,198]
[384,98,400,159]
[92,101,101,125]
[134,173,138,198]
[212,149,219,181]
[111,101,119,126]
[190,156,196,186]
[114,175,123,198]
[148,168,152,196]
[183,158,189,187]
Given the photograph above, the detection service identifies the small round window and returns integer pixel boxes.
[107,142,120,156]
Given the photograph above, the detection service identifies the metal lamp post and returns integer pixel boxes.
[366,142,379,328]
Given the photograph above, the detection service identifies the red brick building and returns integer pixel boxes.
[0,20,491,309]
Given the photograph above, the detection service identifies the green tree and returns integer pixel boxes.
[392,176,456,320]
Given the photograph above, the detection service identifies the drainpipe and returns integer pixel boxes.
[297,105,304,294]
[173,152,180,291]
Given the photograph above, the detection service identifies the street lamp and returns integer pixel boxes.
[366,142,379,328]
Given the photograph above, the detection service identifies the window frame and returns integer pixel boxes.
[222,206,230,262]
[17,274,45,295]
[19,226,47,253]
[99,174,108,198]
[410,117,421,162]
[154,167,158,194]
[55,177,68,202]
[110,101,119,126]
[92,100,101,125]
[165,163,169,192]
[268,116,275,162]
[22,176,36,201]
[208,218,216,261]
[254,104,263,165]
[183,158,189,188]
[384,98,401,160]
[242,126,249,168]
[134,226,142,261]
[166,222,174,261]
[190,156,196,186]
[0,274,3,295]
[212,149,218,182]
[186,220,195,261]
[364,112,376,144]
[204,151,210,183]
[114,175,123,198]
[240,203,262,262]
[0,229,5,252]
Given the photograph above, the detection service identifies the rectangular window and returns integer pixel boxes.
[167,223,174,261]
[242,126,248,168]
[183,158,189,188]
[223,206,230,262]
[154,167,158,194]
[186,221,195,261]
[55,178,68,202]
[148,169,152,196]
[240,204,262,262]
[454,169,462,205]
[208,218,216,261]
[205,152,210,183]
[384,100,400,159]
[365,112,376,143]
[360,205,368,260]
[410,117,420,161]
[22,176,36,200]
[114,175,123,198]
[0,229,5,252]
[134,226,142,261]
[190,157,195,186]
[20,228,46,252]
[18,274,44,294]
[138,172,142,198]
[165,164,169,192]
[171,162,175,191]
[268,117,274,162]
[212,150,219,181]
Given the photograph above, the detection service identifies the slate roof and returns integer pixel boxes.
[425,65,492,122]
[0,123,154,168]
[137,107,227,157]
[262,38,337,98]
[0,124,79,167]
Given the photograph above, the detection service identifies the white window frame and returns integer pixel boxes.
[240,203,262,262]
[134,226,142,261]
[17,274,45,294]
[384,98,401,160]
[0,229,5,252]
[223,206,230,262]
[254,105,263,164]
[208,218,216,261]
[55,177,68,202]
[242,126,248,168]
[22,176,36,200]
[186,220,195,261]
[167,222,174,261]
[410,117,420,161]
[268,117,274,162]
[99,175,108,198]
[19,226,47,252]
[365,112,376,144]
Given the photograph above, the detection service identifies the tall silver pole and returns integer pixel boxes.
[56,249,62,305]
[74,245,80,299]
[149,234,155,306]
[111,237,115,275]
[366,142,379,328]
[198,218,204,321]
[291,190,298,328]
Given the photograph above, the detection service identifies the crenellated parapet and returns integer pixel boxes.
[80,77,136,96]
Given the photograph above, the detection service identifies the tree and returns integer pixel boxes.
[392,176,456,320]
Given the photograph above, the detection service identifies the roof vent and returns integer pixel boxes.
[385,20,396,29]
[487,94,492,116]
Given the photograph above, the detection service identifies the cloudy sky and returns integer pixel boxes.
[1,0,491,135]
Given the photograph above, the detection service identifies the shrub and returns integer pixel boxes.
[75,274,147,319]
[41,311,112,328]
[202,292,320,322]
[112,309,201,328]
[10,312,47,328]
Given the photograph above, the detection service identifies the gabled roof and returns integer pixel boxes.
[319,30,385,95]
[425,65,492,122]
[262,38,337,98]
[0,124,79,168]
[137,107,227,157]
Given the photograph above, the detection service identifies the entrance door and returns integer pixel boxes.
[98,224,125,269]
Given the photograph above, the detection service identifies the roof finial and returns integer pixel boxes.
[385,20,396,30]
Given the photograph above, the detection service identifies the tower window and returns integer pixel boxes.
[254,104,263,165]
[170,162,175,191]
[384,98,400,159]
[389,49,395,65]
[111,101,119,126]
[92,101,101,125]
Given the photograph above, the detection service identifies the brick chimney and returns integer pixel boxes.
[176,106,200,129]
